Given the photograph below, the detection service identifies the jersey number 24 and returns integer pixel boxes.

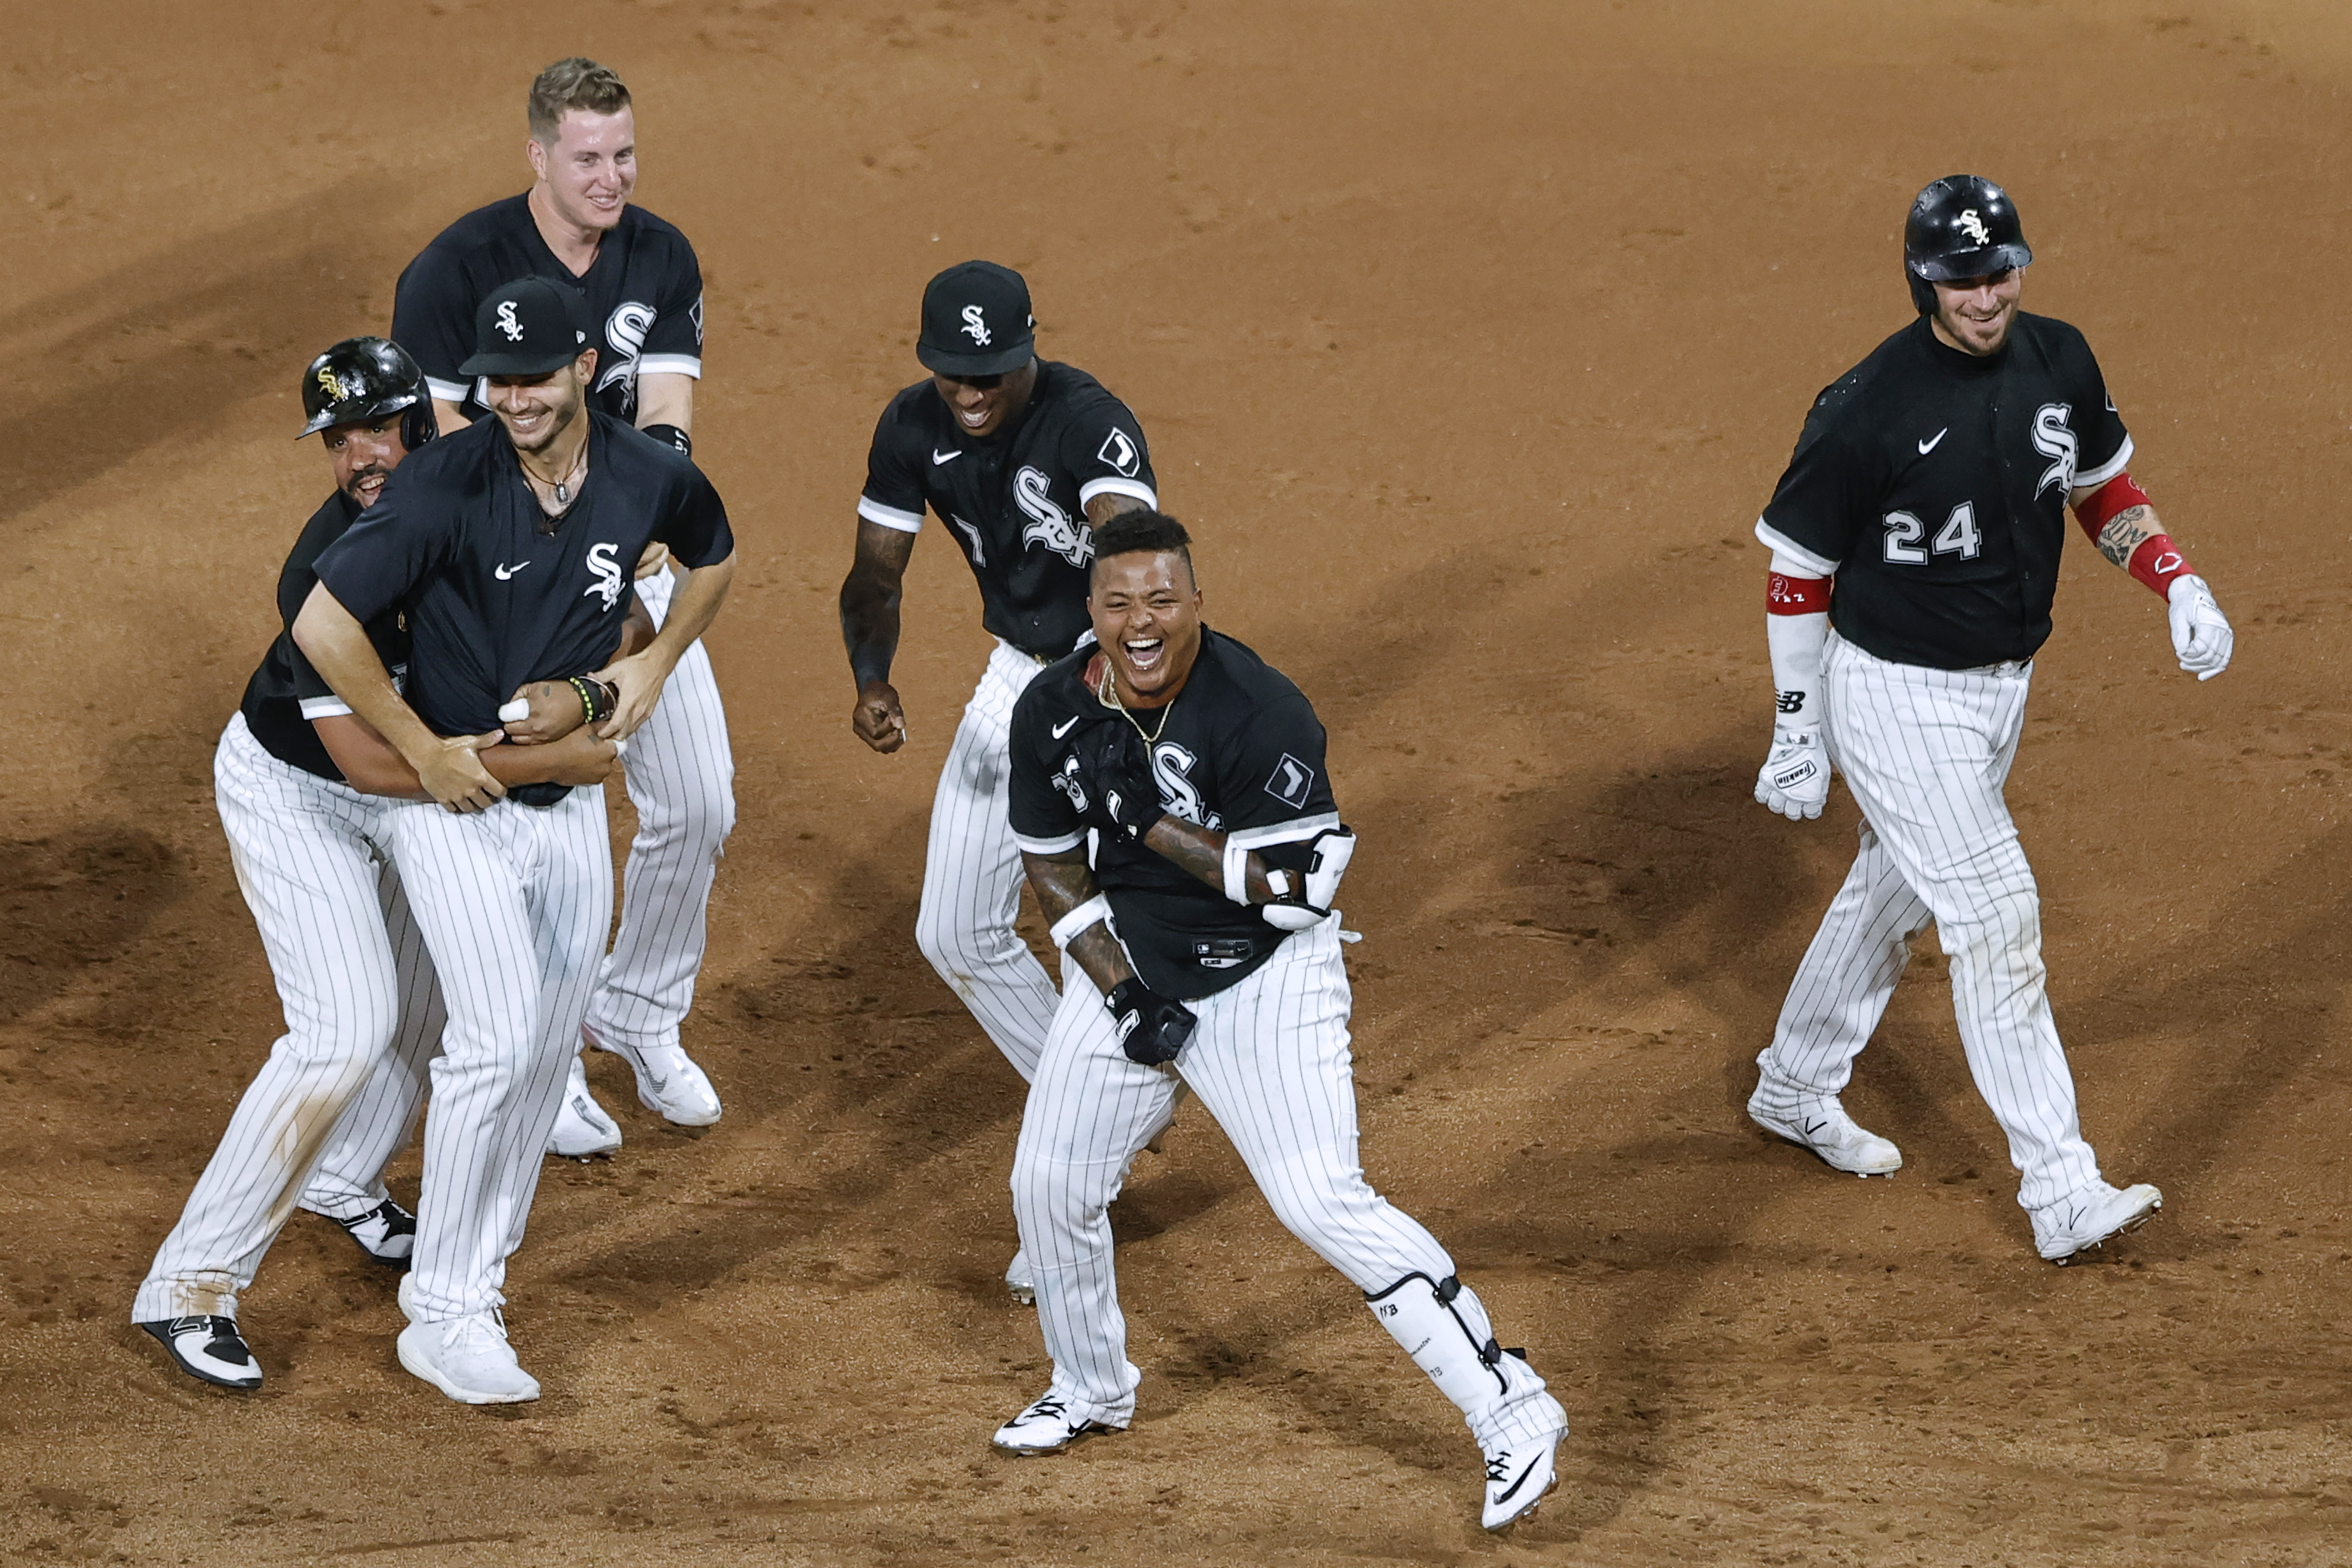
[1882,502,1980,564]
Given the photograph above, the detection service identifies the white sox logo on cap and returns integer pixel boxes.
[496,300,525,342]
[961,305,991,346]
[1957,209,1992,246]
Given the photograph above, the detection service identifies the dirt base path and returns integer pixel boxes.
[5,2,2350,1563]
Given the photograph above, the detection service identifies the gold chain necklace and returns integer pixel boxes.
[1095,658,1174,744]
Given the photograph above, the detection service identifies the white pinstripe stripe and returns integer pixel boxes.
[1010,922,1559,1448]
[586,566,737,1055]
[391,787,613,1320]
[917,642,1063,1083]
[134,716,440,1322]
[1758,633,2103,1211]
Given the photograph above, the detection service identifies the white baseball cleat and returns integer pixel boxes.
[591,1029,722,1127]
[1004,1249,1036,1307]
[397,1310,541,1404]
[990,1392,1120,1455]
[397,1271,419,1323]
[2033,1181,2161,1263]
[1481,1427,1562,1530]
[1748,1092,1903,1176]
[547,1055,623,1158]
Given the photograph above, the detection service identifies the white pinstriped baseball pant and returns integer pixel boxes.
[134,715,442,1322]
[917,641,1062,1083]
[585,565,736,1055]
[390,787,612,1319]
[1014,921,1563,1452]
[1755,633,2104,1212]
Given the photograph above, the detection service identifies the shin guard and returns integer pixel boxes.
[1366,1272,1567,1453]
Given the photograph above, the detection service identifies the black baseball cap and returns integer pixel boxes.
[459,276,593,377]
[916,260,1036,377]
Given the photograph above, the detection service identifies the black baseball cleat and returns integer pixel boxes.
[139,1315,264,1390]
[326,1199,416,1268]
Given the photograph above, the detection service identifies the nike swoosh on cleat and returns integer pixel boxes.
[1917,429,1948,455]
[932,448,963,465]
[1053,716,1081,738]
[1491,1461,1538,1505]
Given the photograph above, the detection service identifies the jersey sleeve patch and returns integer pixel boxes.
[1097,427,1144,477]
[1264,753,1315,809]
[857,495,924,532]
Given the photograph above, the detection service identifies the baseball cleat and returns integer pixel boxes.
[1481,1428,1562,1530]
[1004,1249,1037,1307]
[591,1029,722,1127]
[139,1315,264,1390]
[2033,1181,2161,1263]
[327,1199,416,1268]
[396,1310,540,1404]
[990,1393,1119,1455]
[547,1055,623,1159]
[1748,1093,1903,1176]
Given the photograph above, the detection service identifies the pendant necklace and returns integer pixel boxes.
[524,444,587,516]
[1095,658,1174,744]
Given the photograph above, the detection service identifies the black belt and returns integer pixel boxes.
[507,782,573,809]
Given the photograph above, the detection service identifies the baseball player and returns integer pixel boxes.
[994,512,1566,1530]
[840,260,1161,1302]
[1747,176,2235,1263]
[134,339,617,1390]
[393,56,733,1155]
[295,278,736,1402]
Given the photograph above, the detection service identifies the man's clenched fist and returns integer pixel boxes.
[1755,728,1830,821]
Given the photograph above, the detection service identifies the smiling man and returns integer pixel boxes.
[839,260,1161,1305]
[294,278,736,1402]
[393,57,737,1158]
[988,512,1568,1531]
[1745,175,2235,1262]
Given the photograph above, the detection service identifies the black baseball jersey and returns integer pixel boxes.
[312,412,732,738]
[1007,629,1338,1000]
[857,362,1158,658]
[1758,312,2132,670]
[238,490,409,783]
[392,195,704,423]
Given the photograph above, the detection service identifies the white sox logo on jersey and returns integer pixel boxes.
[1015,466,1094,567]
[596,301,658,413]
[961,305,991,346]
[1957,209,1992,246]
[2031,403,2077,497]
[496,300,524,341]
[1150,741,1222,830]
[583,541,626,611]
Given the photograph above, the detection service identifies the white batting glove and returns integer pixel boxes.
[2167,574,2233,681]
[1755,728,1830,820]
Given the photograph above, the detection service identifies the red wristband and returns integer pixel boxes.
[2126,534,2196,599]
[1767,571,1829,614]
[2073,472,2153,540]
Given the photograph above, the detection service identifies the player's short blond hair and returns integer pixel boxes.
[528,58,631,145]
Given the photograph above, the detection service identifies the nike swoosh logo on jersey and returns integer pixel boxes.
[495,561,530,580]
[932,448,963,466]
[1052,716,1081,738]
[1917,429,1948,455]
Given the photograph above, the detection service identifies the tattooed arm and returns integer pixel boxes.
[2073,490,2165,570]
[1021,847,1137,996]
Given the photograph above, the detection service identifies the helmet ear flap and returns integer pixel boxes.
[1907,266,1937,316]
[400,398,437,453]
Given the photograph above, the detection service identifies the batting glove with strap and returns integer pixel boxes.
[2166,574,2233,681]
[1755,728,1830,821]
[1107,977,1197,1066]
[1259,825,1357,930]
[1085,724,1166,844]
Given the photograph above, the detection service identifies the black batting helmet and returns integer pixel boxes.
[298,336,435,450]
[1904,175,2033,314]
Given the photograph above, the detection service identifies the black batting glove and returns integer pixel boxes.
[1106,977,1197,1066]
[1085,724,1165,844]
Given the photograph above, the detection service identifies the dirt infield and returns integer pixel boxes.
[6,1,2351,1563]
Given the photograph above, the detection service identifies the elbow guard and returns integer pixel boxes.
[1259,825,1357,930]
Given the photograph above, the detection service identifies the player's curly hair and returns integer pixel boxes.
[529,58,631,144]
[1090,511,1194,582]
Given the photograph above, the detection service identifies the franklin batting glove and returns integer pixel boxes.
[1756,728,1830,821]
